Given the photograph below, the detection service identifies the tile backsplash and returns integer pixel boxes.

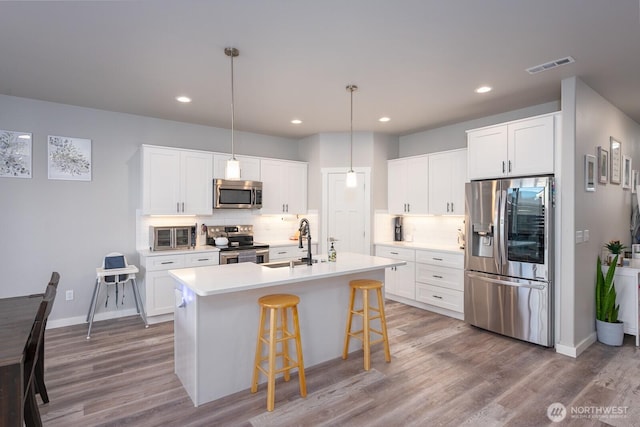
[136,210,318,250]
[374,210,464,248]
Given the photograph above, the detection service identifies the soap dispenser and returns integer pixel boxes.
[328,242,337,262]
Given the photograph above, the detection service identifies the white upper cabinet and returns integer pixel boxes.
[428,149,467,215]
[141,145,212,215]
[388,156,429,215]
[260,159,307,214]
[467,113,557,180]
[212,153,261,181]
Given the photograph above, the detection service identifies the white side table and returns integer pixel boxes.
[86,265,148,339]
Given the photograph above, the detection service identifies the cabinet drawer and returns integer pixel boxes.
[270,246,302,260]
[415,250,463,269]
[415,264,463,291]
[185,252,219,267]
[375,246,415,262]
[144,254,185,271]
[416,283,463,313]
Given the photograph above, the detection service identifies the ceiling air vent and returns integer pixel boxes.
[526,56,575,74]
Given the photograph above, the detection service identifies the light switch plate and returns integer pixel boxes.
[576,230,583,243]
[583,229,590,242]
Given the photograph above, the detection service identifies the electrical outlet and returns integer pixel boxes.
[583,229,590,242]
[66,290,74,301]
[575,230,583,244]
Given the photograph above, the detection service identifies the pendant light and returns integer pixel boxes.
[346,84,358,188]
[225,47,241,180]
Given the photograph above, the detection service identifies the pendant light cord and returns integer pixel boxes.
[230,50,235,161]
[225,47,239,161]
[347,84,357,172]
[350,86,353,171]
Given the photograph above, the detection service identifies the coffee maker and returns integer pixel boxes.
[394,216,403,241]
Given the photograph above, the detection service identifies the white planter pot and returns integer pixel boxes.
[596,319,624,346]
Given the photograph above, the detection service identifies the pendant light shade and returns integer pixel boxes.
[346,84,358,188]
[225,47,241,180]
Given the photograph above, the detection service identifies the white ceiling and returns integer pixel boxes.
[1,1,639,139]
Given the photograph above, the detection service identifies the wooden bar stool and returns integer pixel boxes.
[342,279,391,370]
[251,294,307,411]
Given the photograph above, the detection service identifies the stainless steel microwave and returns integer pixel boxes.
[214,179,263,209]
[150,225,196,251]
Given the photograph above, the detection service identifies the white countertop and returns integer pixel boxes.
[138,246,220,257]
[169,252,405,296]
[375,241,464,254]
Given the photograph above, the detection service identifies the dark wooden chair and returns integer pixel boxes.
[24,299,49,427]
[34,272,59,404]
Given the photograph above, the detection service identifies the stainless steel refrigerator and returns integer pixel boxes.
[464,176,554,347]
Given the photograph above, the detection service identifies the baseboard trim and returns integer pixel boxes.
[47,308,140,329]
[555,332,596,358]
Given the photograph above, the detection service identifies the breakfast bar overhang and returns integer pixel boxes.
[169,253,405,406]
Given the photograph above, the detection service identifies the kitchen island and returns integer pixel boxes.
[169,252,405,406]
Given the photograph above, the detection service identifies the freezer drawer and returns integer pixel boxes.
[464,271,553,347]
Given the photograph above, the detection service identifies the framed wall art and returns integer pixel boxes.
[585,154,596,192]
[0,129,32,178]
[622,155,632,189]
[597,146,608,184]
[48,135,92,181]
[610,137,621,184]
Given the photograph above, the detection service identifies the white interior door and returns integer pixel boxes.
[326,171,368,254]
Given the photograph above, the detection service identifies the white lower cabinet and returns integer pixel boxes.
[269,243,318,261]
[375,244,464,319]
[139,250,219,322]
[375,246,416,300]
[415,249,464,314]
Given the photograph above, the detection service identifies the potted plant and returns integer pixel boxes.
[604,240,626,266]
[595,255,624,346]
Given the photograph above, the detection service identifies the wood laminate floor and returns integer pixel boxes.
[39,301,640,426]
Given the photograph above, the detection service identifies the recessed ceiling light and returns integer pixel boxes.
[291,119,302,124]
[475,86,492,94]
[18,134,31,139]
[378,117,391,122]
[176,96,192,103]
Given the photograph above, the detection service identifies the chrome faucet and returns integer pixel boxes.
[298,218,313,265]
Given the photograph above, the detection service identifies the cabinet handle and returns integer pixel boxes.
[286,204,289,212]
[508,160,512,173]
[182,202,185,212]
[197,258,209,262]
[432,295,443,299]
[433,275,443,279]
[446,202,450,212]
[177,202,180,213]
[451,202,454,211]
[282,204,285,212]
[432,257,443,261]
[391,251,399,255]
[278,251,287,255]
[502,161,506,173]
[161,261,174,265]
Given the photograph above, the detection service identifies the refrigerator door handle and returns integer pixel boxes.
[466,273,546,290]
[493,186,502,270]
[499,188,507,269]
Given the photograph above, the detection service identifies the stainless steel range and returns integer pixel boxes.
[206,225,269,264]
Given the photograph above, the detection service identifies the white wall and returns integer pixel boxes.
[399,101,560,157]
[560,77,640,354]
[0,94,298,323]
